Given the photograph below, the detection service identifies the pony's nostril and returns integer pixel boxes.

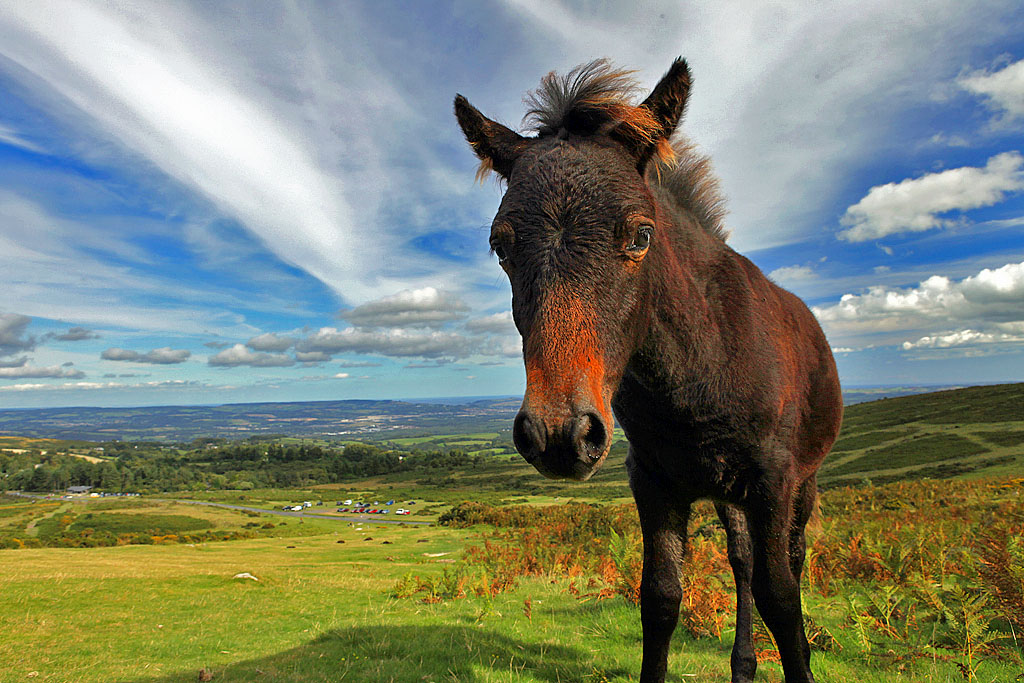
[513,411,545,458]
[573,412,608,461]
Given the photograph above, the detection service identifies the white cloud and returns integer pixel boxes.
[815,261,1024,324]
[101,347,191,364]
[814,261,1024,352]
[340,287,469,328]
[51,326,100,341]
[838,152,1024,242]
[0,379,200,392]
[246,332,296,352]
[959,57,1024,123]
[208,344,294,368]
[0,312,35,357]
[0,364,84,379]
[294,351,332,364]
[464,311,517,335]
[902,329,1024,350]
[333,373,350,379]
[768,265,816,284]
[297,327,478,360]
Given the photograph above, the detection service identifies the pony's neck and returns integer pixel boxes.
[634,213,729,390]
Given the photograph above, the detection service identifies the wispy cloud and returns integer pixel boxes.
[0,122,44,153]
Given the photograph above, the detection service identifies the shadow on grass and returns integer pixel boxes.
[128,624,632,682]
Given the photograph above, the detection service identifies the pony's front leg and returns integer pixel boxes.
[747,475,815,683]
[628,452,690,683]
[716,502,757,683]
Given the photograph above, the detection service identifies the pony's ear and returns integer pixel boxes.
[611,58,691,173]
[454,95,529,181]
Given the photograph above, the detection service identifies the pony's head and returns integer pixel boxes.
[455,59,693,480]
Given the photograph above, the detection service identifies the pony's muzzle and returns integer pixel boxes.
[513,406,611,480]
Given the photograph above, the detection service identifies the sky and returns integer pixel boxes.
[0,1,1022,409]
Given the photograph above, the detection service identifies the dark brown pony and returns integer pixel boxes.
[455,58,842,683]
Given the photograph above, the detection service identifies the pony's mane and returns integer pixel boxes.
[650,141,730,242]
[522,59,728,242]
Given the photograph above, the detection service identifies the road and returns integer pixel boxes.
[5,491,433,526]
[160,498,433,525]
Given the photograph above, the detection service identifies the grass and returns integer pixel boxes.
[3,477,1022,682]
[823,433,991,477]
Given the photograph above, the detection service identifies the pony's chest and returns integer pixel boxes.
[617,406,760,502]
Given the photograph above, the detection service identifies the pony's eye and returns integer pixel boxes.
[493,244,508,263]
[628,227,653,252]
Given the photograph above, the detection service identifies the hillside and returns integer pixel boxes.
[332,383,1024,499]
[817,382,1024,487]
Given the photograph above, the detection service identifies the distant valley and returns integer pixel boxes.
[0,384,980,442]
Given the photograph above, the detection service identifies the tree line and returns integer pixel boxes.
[1,441,491,493]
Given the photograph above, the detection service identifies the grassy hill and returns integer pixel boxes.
[818,383,1024,488]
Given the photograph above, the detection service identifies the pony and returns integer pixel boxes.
[454,57,842,683]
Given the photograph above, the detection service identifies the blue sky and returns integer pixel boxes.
[0,1,1022,408]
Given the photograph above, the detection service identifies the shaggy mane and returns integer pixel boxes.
[651,141,730,242]
[522,59,728,242]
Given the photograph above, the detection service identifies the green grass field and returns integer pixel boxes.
[2,481,1022,683]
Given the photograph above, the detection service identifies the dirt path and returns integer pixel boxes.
[25,502,69,537]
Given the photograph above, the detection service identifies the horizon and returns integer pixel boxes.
[1,2,1023,409]
[0,382,1010,414]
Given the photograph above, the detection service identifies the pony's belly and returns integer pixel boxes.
[625,430,760,504]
